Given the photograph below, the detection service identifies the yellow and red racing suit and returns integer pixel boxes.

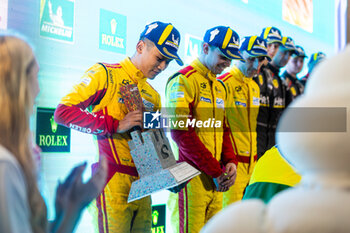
[166,59,237,233]
[218,66,260,206]
[54,58,161,233]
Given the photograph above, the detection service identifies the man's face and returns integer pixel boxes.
[287,56,305,75]
[239,51,265,77]
[204,45,232,75]
[237,51,265,78]
[137,40,172,79]
[272,47,293,68]
[267,42,280,58]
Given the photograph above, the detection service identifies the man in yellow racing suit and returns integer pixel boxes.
[166,26,242,233]
[218,36,270,206]
[54,21,183,233]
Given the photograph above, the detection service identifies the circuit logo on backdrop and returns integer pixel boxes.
[184,34,202,65]
[0,0,9,30]
[99,9,127,54]
[40,0,74,42]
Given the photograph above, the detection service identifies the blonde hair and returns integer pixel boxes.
[0,35,47,232]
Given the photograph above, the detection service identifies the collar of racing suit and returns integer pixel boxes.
[267,62,281,77]
[230,65,253,84]
[301,73,309,82]
[282,71,298,85]
[191,58,217,82]
[120,57,147,84]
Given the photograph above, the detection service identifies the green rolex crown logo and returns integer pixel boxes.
[50,115,58,133]
[152,210,159,225]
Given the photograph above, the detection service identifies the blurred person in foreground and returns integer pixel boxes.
[0,34,107,233]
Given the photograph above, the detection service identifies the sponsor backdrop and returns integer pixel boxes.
[2,0,343,232]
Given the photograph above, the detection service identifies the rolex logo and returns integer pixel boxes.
[152,210,159,225]
[50,115,58,133]
[111,18,117,34]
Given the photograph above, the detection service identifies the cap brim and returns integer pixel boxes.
[248,51,272,62]
[296,54,307,58]
[267,39,283,44]
[156,45,184,66]
[220,48,245,62]
[261,55,272,62]
[295,50,307,58]
[175,58,184,66]
[290,49,298,55]
[281,45,298,54]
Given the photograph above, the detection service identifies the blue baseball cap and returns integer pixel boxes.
[260,26,283,44]
[203,26,244,61]
[308,52,326,66]
[281,36,297,53]
[295,45,307,57]
[140,21,183,66]
[240,36,271,61]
